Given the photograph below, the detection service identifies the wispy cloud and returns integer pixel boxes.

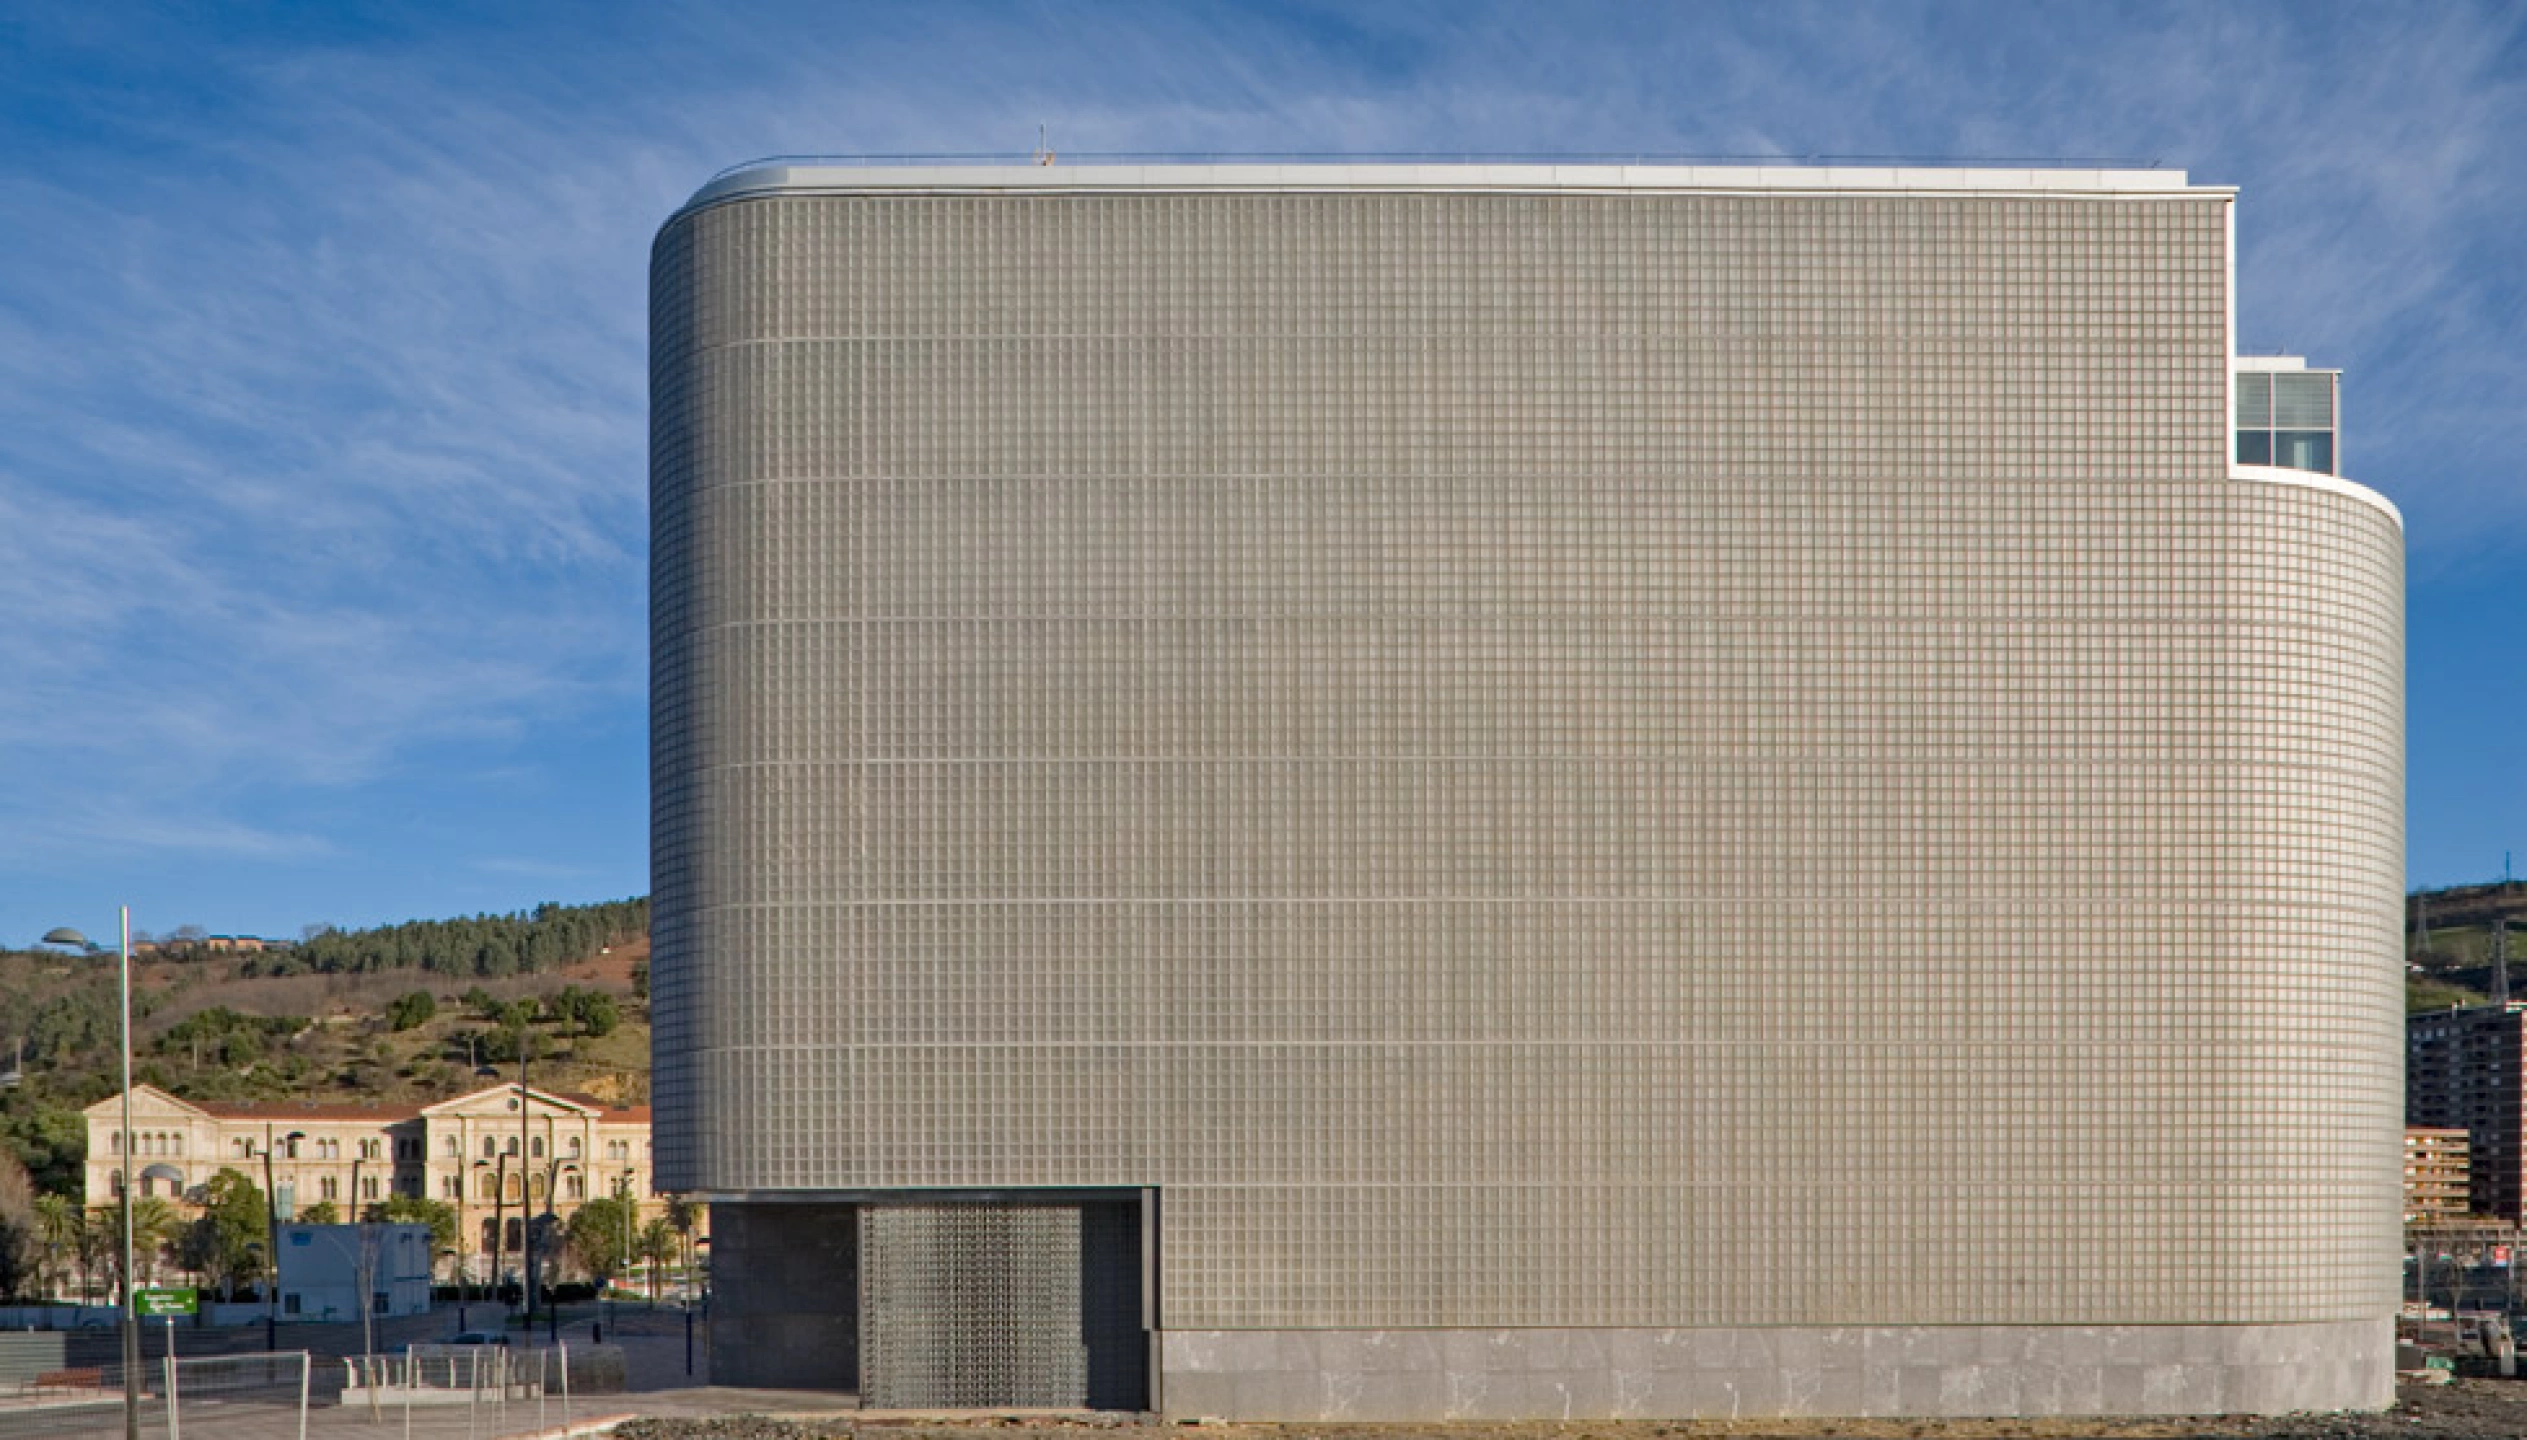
[472,857,601,881]
[2,1,2521,931]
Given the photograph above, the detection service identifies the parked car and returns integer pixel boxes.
[443,1330,510,1347]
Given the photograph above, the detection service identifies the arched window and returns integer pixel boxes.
[531,1136,544,1160]
[482,1137,495,1160]
[477,1172,497,1200]
[566,1136,581,1156]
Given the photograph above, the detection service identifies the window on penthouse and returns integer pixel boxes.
[2236,363,2338,475]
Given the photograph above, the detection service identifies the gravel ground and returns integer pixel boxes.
[601,1378,2527,1440]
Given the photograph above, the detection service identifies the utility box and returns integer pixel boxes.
[276,1223,433,1322]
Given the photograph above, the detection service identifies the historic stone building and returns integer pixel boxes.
[85,1083,658,1282]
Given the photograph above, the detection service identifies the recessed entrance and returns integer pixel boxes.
[859,1199,1146,1409]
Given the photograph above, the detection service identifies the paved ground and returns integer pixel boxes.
[591,1377,2527,1440]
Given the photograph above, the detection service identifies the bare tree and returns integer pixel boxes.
[0,1151,40,1301]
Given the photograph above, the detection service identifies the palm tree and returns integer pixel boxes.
[636,1218,678,1304]
[664,1196,700,1301]
[73,1207,110,1305]
[129,1198,181,1287]
[33,1196,79,1303]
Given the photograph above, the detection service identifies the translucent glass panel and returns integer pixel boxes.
[652,185,2402,1333]
[2235,369,2338,475]
[2275,372,2335,427]
[2236,372,2273,428]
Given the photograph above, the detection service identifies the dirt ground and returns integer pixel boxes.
[604,1377,2527,1440]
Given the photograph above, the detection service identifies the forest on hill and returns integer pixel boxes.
[241,897,647,978]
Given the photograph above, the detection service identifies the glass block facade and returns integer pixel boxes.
[651,166,2404,1417]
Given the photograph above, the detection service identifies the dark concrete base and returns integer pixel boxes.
[710,1196,1149,1408]
[709,1203,859,1391]
[1158,1319,2391,1420]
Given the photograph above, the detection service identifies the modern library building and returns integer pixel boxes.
[649,162,2403,1418]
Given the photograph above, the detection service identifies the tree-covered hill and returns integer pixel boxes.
[244,898,647,978]
[0,897,652,1199]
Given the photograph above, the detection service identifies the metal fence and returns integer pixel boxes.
[0,1343,596,1440]
[0,1354,304,1440]
[324,1343,579,1439]
[164,1352,308,1440]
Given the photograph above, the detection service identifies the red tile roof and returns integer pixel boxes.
[193,1100,426,1121]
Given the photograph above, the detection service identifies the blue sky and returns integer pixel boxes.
[4,1,2523,944]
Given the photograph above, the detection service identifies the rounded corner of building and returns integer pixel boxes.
[650,201,705,267]
[671,162,800,225]
[2229,464,2405,534]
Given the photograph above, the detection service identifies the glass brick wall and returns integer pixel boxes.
[651,182,2402,1331]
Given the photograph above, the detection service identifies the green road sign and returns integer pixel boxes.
[135,1288,197,1318]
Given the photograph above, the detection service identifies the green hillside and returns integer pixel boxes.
[0,899,651,1198]
[2407,879,2527,1012]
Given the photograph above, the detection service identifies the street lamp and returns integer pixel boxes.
[473,1154,512,1317]
[512,1049,551,1340]
[347,1152,373,1361]
[538,1151,577,1343]
[42,915,139,1440]
[248,1126,306,1352]
[617,1170,637,1303]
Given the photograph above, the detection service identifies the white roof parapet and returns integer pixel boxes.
[680,161,2209,216]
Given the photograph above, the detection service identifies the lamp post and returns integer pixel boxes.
[41,915,139,1440]
[347,1153,373,1360]
[514,1051,550,1340]
[473,1153,512,1316]
[617,1170,636,1302]
[539,1148,577,1343]
[455,1211,469,1331]
[251,1125,306,1352]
